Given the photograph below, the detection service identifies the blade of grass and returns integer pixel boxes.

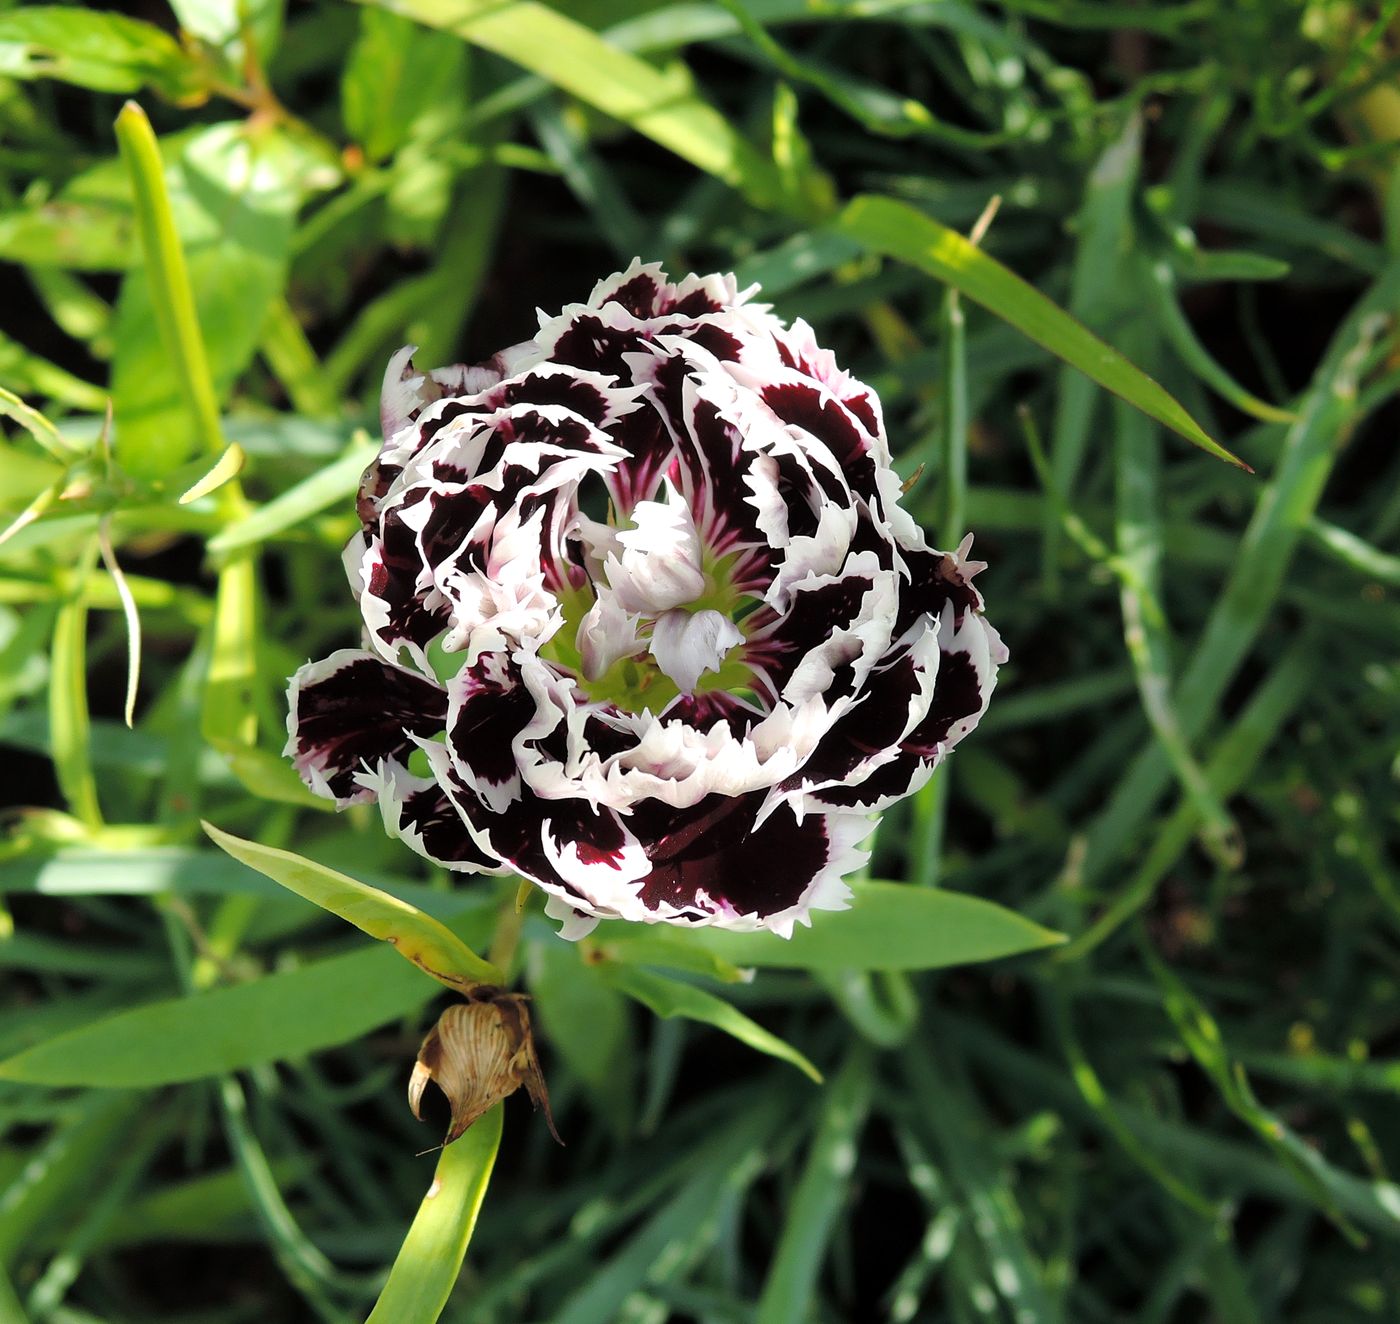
[1141,257,1297,424]
[755,1048,873,1324]
[1044,110,1142,585]
[1141,938,1368,1247]
[48,536,102,830]
[1079,262,1400,885]
[362,0,789,210]
[603,963,822,1083]
[1058,638,1315,960]
[202,822,501,988]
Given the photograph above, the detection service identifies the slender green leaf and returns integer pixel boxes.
[603,964,822,1082]
[366,1104,502,1324]
[361,0,788,209]
[614,881,1063,972]
[756,1050,872,1324]
[0,944,430,1086]
[203,822,501,987]
[834,193,1247,467]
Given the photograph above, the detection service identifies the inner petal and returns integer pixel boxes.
[605,480,706,614]
[650,608,743,694]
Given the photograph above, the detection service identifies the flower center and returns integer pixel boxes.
[542,484,757,714]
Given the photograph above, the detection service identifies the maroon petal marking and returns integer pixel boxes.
[629,796,829,920]
[756,377,879,499]
[286,650,447,804]
[894,545,984,639]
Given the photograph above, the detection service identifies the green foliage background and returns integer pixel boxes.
[2,1,1400,1320]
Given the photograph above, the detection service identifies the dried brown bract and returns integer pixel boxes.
[409,988,559,1146]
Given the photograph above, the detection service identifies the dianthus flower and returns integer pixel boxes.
[286,261,1006,938]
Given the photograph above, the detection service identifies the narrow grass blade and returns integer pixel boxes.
[202,822,501,988]
[177,441,246,506]
[200,553,259,752]
[835,193,1247,468]
[206,437,375,557]
[1080,262,1400,883]
[1142,257,1296,424]
[366,1103,502,1324]
[1045,112,1141,583]
[603,963,822,1082]
[1059,639,1315,960]
[48,538,102,830]
[756,1049,872,1324]
[1112,372,1240,867]
[1142,941,1368,1246]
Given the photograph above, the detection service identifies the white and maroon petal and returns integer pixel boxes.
[356,761,502,874]
[902,609,1006,757]
[285,649,447,806]
[603,795,864,935]
[442,655,541,814]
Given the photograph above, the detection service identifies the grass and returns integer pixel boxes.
[2,1,1400,1321]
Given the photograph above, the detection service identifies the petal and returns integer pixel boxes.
[285,649,447,806]
[649,608,743,694]
[357,761,501,873]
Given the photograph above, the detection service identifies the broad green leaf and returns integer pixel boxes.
[0,8,204,99]
[603,964,821,1082]
[203,822,501,987]
[170,0,284,65]
[343,6,468,163]
[362,0,787,209]
[596,882,1063,972]
[833,193,1249,469]
[366,1104,502,1324]
[0,200,134,272]
[0,944,431,1087]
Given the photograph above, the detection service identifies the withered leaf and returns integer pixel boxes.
[409,988,560,1146]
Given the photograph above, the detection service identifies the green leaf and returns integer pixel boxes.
[756,1050,872,1324]
[0,8,204,98]
[343,6,468,164]
[602,964,821,1082]
[202,821,501,988]
[833,193,1249,469]
[0,200,134,272]
[48,540,102,830]
[365,1104,502,1324]
[205,437,376,556]
[598,881,1063,972]
[0,944,431,1087]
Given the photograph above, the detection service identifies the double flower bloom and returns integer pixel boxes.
[286,262,1006,939]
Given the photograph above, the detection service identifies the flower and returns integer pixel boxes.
[286,261,1006,939]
